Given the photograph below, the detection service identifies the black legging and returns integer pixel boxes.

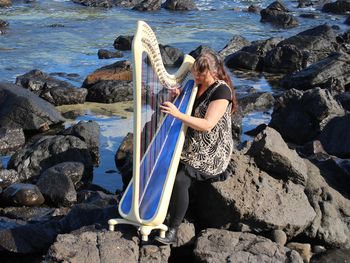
[168,165,193,228]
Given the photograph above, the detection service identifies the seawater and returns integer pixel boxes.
[0,0,347,192]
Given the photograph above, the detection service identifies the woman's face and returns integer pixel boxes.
[192,69,213,86]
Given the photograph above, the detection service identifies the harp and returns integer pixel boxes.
[108,21,197,241]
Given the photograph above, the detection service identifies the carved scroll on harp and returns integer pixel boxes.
[108,21,197,242]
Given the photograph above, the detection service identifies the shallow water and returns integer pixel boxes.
[0,0,348,192]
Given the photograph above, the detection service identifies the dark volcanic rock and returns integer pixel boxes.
[189,45,217,59]
[115,132,133,190]
[132,0,161,11]
[8,135,93,183]
[97,49,123,59]
[16,69,87,106]
[238,91,275,114]
[0,206,55,222]
[86,80,133,103]
[322,0,350,14]
[140,245,171,262]
[0,82,65,131]
[71,0,113,7]
[269,88,344,145]
[114,0,142,7]
[159,44,184,67]
[335,91,350,111]
[311,248,350,263]
[113,35,133,51]
[161,0,197,10]
[1,183,45,207]
[40,162,84,186]
[260,1,299,28]
[219,35,251,59]
[0,169,20,188]
[0,19,9,28]
[0,0,11,7]
[0,128,25,155]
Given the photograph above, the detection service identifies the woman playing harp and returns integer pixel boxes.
[155,50,238,245]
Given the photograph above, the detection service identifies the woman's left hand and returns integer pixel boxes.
[160,101,181,119]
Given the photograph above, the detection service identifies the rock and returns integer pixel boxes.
[335,91,350,111]
[269,88,344,145]
[86,80,133,103]
[1,183,45,207]
[189,45,217,60]
[113,35,133,51]
[82,60,132,89]
[8,135,93,183]
[139,245,171,263]
[71,0,113,7]
[16,69,87,106]
[345,15,350,25]
[194,229,303,263]
[0,19,9,28]
[322,0,350,14]
[286,242,312,263]
[0,169,20,188]
[310,248,350,262]
[299,140,329,161]
[77,190,117,207]
[159,44,184,67]
[0,128,25,155]
[225,51,261,70]
[247,127,308,185]
[304,160,350,247]
[260,1,299,28]
[0,82,65,131]
[0,206,55,222]
[0,0,11,7]
[280,52,350,92]
[219,35,250,59]
[114,0,142,7]
[60,121,100,166]
[176,221,195,247]
[247,4,262,13]
[36,164,81,207]
[270,230,287,246]
[132,0,161,11]
[191,151,316,238]
[97,49,123,59]
[161,0,197,11]
[319,114,350,158]
[114,133,133,190]
[298,0,313,8]
[238,91,275,114]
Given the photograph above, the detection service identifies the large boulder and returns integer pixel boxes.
[247,127,308,185]
[132,0,161,11]
[71,0,114,7]
[0,169,20,188]
[322,0,350,14]
[0,82,65,132]
[219,35,251,59]
[260,1,299,28]
[269,88,344,145]
[0,0,11,7]
[1,183,45,207]
[139,245,171,262]
[8,135,93,183]
[115,132,133,189]
[194,229,303,263]
[82,60,132,89]
[237,91,275,114]
[335,91,350,111]
[15,69,87,106]
[0,128,25,155]
[114,0,143,7]
[159,44,184,67]
[113,35,133,51]
[280,52,350,92]
[161,0,197,10]
[86,80,133,103]
[60,121,100,166]
[191,151,316,238]
[319,114,350,158]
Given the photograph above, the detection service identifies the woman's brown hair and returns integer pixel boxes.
[192,50,238,113]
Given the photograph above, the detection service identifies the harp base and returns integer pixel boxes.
[108,218,168,242]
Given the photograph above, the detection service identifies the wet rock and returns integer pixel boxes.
[36,168,77,207]
[114,132,133,189]
[132,0,161,11]
[298,0,313,8]
[60,121,100,166]
[45,229,139,263]
[40,162,84,187]
[0,82,65,132]
[16,69,87,106]
[189,45,217,59]
[72,0,114,8]
[219,35,251,59]
[310,248,350,263]
[277,24,338,67]
[335,91,350,111]
[238,91,274,114]
[286,242,312,263]
[97,49,123,59]
[270,230,287,246]
[247,127,308,185]
[280,52,350,92]
[300,13,318,19]
[0,128,25,155]
[8,135,93,183]
[0,207,55,222]
[114,0,142,7]
[113,35,133,51]
[86,80,133,104]
[159,44,184,67]
[194,229,303,263]
[322,0,350,14]
[0,0,11,7]
[260,1,299,28]
[304,160,350,247]
[0,169,20,188]
[247,4,262,13]
[269,88,344,145]
[77,190,117,207]
[319,114,350,158]
[139,245,170,262]
[191,151,316,237]
[1,183,44,207]
[82,60,132,89]
[161,0,197,11]
[0,19,9,28]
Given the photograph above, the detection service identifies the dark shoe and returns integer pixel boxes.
[154,228,177,245]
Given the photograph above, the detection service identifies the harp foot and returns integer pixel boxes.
[159,229,166,238]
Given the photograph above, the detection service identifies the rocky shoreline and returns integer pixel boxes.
[1,0,350,262]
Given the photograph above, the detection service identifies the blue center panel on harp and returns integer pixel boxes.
[120,79,195,220]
